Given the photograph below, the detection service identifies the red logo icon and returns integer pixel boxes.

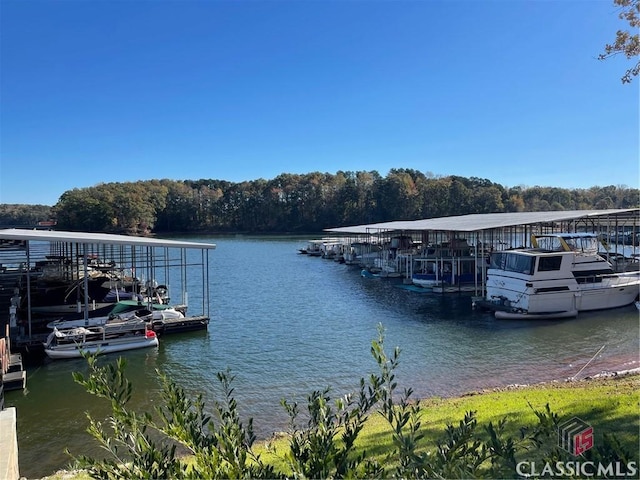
[558,417,594,456]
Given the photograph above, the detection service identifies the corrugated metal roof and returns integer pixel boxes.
[324,209,640,234]
[0,228,216,249]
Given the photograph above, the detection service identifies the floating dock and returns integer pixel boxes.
[150,315,210,335]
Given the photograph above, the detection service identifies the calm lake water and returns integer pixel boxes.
[6,235,640,478]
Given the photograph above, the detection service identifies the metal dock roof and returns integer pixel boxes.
[324,209,640,234]
[0,228,216,249]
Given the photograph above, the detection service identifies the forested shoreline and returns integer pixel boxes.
[1,170,638,234]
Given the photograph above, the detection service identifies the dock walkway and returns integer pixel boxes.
[0,407,19,480]
[1,326,26,394]
[1,327,22,480]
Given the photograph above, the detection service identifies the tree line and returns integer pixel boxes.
[1,170,638,234]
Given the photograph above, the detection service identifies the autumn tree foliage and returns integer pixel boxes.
[600,0,640,83]
[1,174,638,234]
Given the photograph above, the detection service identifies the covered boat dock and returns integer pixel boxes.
[323,209,640,294]
[0,229,217,356]
[0,229,217,480]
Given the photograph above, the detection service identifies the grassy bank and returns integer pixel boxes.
[255,372,639,473]
[43,373,639,480]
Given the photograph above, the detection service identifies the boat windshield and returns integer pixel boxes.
[535,234,599,253]
[489,252,535,274]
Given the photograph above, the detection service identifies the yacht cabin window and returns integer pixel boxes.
[490,252,534,274]
[538,256,563,272]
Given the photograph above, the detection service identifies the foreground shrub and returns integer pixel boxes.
[68,324,637,479]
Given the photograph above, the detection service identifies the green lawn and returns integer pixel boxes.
[43,373,639,480]
[256,374,639,474]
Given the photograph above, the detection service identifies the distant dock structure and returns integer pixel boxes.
[317,209,640,295]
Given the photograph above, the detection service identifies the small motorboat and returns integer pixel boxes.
[361,269,380,278]
[46,301,186,330]
[43,321,159,360]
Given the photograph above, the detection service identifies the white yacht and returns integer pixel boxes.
[483,233,640,319]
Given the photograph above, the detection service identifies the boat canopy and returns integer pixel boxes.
[108,300,173,316]
[532,233,599,253]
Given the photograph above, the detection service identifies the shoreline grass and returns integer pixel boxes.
[42,372,639,480]
[256,372,640,475]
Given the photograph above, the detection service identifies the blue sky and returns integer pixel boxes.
[1,0,638,206]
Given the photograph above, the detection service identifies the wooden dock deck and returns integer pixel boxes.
[151,315,209,336]
[1,328,26,394]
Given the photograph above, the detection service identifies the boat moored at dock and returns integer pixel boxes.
[46,301,187,330]
[43,322,159,360]
[480,233,640,319]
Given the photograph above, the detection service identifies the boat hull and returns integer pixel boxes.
[486,275,640,315]
[411,274,439,289]
[361,269,380,278]
[494,309,579,320]
[44,334,158,359]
